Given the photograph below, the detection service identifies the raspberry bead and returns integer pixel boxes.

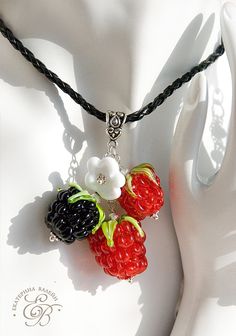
[88,216,148,280]
[118,163,164,220]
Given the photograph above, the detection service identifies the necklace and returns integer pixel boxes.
[0,17,225,281]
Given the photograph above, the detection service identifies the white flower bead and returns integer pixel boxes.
[85,156,126,201]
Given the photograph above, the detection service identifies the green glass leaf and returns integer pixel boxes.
[91,204,106,234]
[121,215,144,237]
[101,220,118,247]
[131,163,158,186]
[125,174,137,198]
[68,190,92,203]
[69,182,83,190]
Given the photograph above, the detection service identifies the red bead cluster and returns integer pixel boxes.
[46,163,163,281]
[119,164,164,220]
[119,173,164,220]
[88,219,147,280]
[88,163,164,280]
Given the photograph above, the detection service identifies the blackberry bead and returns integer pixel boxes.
[48,200,59,212]
[68,187,79,195]
[45,185,104,244]
[57,205,68,215]
[46,211,54,223]
[73,226,88,237]
[57,190,70,202]
[71,202,83,210]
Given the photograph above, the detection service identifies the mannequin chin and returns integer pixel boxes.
[0,1,229,336]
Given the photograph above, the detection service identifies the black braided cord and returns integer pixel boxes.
[0,17,225,123]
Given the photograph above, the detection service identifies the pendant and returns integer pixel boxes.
[45,111,164,280]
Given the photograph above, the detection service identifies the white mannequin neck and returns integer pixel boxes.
[0,1,227,336]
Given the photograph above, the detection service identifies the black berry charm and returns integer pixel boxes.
[45,183,105,244]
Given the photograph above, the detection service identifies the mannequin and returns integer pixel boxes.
[0,0,231,335]
[170,3,236,335]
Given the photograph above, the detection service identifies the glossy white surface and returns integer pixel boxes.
[85,156,125,200]
[170,3,236,335]
[0,0,233,335]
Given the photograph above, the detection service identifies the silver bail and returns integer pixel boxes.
[106,111,126,141]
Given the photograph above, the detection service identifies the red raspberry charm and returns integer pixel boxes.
[88,216,148,280]
[118,163,164,220]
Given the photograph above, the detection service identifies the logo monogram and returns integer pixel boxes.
[23,293,62,327]
[12,287,63,327]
